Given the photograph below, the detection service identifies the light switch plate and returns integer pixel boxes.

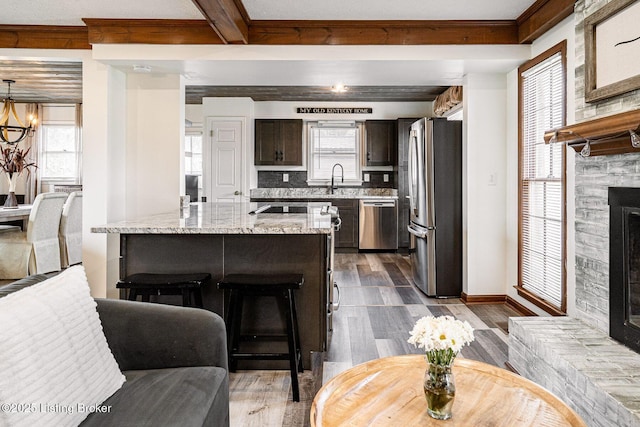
[283,173,289,182]
[383,174,389,182]
[364,173,370,182]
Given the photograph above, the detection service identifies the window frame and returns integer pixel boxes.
[38,104,81,183]
[306,121,364,186]
[517,40,568,316]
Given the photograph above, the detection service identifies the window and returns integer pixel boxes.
[518,41,567,315]
[39,105,81,182]
[185,132,203,176]
[307,121,362,185]
[185,131,203,199]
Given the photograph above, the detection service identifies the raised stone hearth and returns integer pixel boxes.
[509,317,640,427]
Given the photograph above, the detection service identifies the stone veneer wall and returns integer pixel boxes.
[510,3,640,425]
[509,317,640,427]
[573,0,640,332]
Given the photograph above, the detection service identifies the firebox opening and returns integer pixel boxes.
[609,187,640,354]
[628,211,640,330]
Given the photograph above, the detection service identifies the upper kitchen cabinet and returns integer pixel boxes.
[364,120,397,166]
[255,119,303,166]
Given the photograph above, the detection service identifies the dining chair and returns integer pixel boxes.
[0,192,68,279]
[59,191,82,267]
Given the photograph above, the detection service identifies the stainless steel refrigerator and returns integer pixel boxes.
[407,118,462,297]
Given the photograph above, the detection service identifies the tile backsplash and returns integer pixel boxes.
[257,171,395,188]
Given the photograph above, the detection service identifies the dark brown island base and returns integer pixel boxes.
[92,202,334,369]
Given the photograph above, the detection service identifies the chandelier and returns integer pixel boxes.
[0,80,37,145]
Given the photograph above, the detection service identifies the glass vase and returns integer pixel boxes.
[423,361,456,420]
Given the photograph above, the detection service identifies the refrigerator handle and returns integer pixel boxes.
[424,120,436,229]
[408,129,418,216]
[408,224,433,238]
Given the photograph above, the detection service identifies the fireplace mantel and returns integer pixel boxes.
[544,109,640,156]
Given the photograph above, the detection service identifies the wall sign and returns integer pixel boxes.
[296,107,372,114]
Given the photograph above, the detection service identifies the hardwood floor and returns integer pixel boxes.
[229,252,525,427]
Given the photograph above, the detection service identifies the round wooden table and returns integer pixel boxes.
[311,355,586,427]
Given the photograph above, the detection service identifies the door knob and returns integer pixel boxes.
[234,191,242,195]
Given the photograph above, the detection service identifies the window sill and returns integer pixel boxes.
[514,285,566,316]
[306,180,363,187]
[41,178,79,184]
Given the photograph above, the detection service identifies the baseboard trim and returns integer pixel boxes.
[504,361,520,375]
[460,293,539,317]
[460,292,507,304]
[505,296,538,317]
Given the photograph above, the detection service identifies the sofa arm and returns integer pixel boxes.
[95,298,228,372]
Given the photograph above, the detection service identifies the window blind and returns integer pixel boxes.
[308,124,361,182]
[520,51,565,310]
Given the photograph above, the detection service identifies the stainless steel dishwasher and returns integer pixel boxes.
[359,199,398,250]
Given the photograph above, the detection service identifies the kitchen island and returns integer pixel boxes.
[92,202,334,368]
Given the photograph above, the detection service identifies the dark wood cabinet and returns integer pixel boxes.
[255,119,303,166]
[331,199,358,249]
[365,120,397,166]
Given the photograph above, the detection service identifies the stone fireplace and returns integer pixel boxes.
[510,167,640,427]
[508,1,640,424]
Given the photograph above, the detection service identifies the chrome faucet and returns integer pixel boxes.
[330,163,344,194]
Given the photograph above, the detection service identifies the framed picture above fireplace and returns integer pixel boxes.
[585,0,640,103]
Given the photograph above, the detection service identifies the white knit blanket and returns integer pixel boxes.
[0,266,125,427]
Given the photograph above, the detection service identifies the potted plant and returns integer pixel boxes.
[0,144,36,208]
[408,315,474,420]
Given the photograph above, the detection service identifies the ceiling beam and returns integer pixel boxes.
[516,0,575,43]
[83,19,223,45]
[190,0,249,44]
[0,2,577,49]
[185,85,449,104]
[249,20,519,45]
[0,25,89,49]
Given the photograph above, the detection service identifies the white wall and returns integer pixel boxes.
[82,59,127,298]
[185,104,203,130]
[505,14,576,315]
[463,73,508,296]
[125,73,185,219]
[83,68,185,297]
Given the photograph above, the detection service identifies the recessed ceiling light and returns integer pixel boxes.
[331,83,348,93]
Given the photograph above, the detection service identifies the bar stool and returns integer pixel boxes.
[217,273,304,402]
[116,272,211,308]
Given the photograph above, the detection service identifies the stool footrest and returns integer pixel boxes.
[239,334,288,342]
[231,353,292,360]
[217,273,303,291]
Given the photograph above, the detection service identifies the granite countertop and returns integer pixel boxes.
[91,202,333,235]
[250,187,398,200]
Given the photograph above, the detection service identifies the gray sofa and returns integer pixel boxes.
[0,274,229,427]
